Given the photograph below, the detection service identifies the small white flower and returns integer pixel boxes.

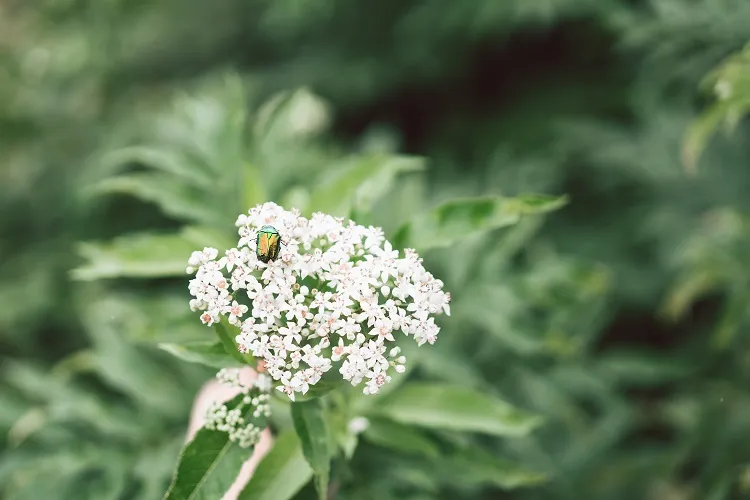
[200,310,219,326]
[187,202,449,399]
[225,300,249,325]
[285,301,309,325]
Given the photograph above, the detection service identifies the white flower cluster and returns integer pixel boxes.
[204,369,272,448]
[187,202,450,400]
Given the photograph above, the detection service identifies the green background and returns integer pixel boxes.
[2,1,750,499]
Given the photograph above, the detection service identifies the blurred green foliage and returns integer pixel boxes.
[3,0,750,499]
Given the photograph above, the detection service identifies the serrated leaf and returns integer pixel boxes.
[290,399,333,500]
[134,435,186,500]
[309,155,424,217]
[455,284,545,356]
[503,193,569,214]
[91,172,225,226]
[182,225,237,250]
[71,233,195,281]
[328,411,359,460]
[3,361,143,440]
[596,349,694,386]
[416,346,486,388]
[238,430,313,500]
[254,88,331,144]
[353,155,425,213]
[394,194,567,252]
[99,146,214,187]
[682,101,733,174]
[713,289,750,349]
[660,270,721,321]
[163,395,254,500]
[1,448,127,500]
[7,408,46,447]
[374,383,543,437]
[437,447,547,490]
[242,162,267,209]
[84,291,207,344]
[363,419,440,458]
[83,307,185,416]
[71,227,226,281]
[158,341,244,369]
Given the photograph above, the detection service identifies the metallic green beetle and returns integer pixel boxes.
[256,225,282,263]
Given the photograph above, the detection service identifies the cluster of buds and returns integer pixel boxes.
[203,369,272,448]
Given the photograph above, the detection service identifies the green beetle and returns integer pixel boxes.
[256,225,283,263]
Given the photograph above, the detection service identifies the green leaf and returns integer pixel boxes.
[682,100,733,174]
[242,162,267,209]
[134,436,186,500]
[1,448,129,500]
[683,42,750,173]
[253,88,331,144]
[503,193,569,214]
[596,349,694,386]
[79,301,188,417]
[181,225,237,250]
[163,395,254,500]
[416,346,486,389]
[394,194,568,252]
[290,368,347,402]
[238,430,313,500]
[290,399,333,500]
[84,291,207,344]
[353,155,425,213]
[255,89,322,139]
[71,232,193,281]
[374,383,543,437]
[308,155,424,217]
[325,395,361,460]
[280,185,311,215]
[214,322,254,366]
[98,145,214,187]
[91,172,225,226]
[158,341,244,369]
[437,446,547,490]
[454,285,545,356]
[71,226,232,281]
[3,361,143,440]
[713,288,750,349]
[362,419,440,458]
[660,270,721,321]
